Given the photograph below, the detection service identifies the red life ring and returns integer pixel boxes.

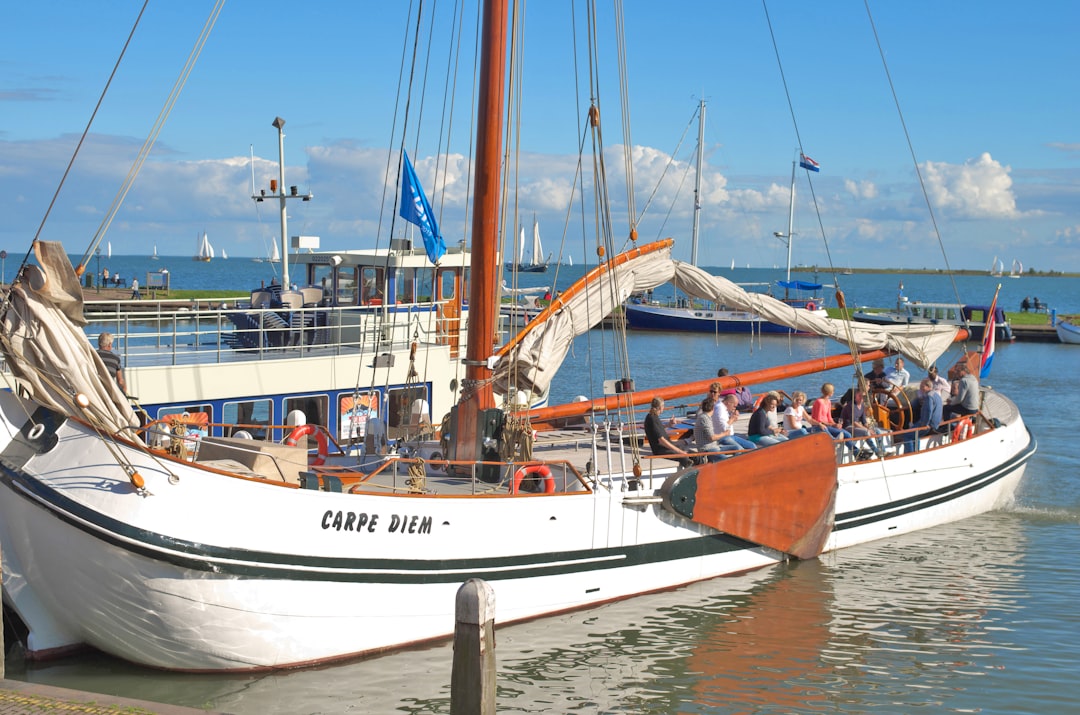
[951,417,973,442]
[805,301,816,311]
[285,423,329,466]
[510,464,555,494]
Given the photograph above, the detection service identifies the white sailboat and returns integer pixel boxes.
[107,241,112,259]
[151,245,159,261]
[0,0,1033,675]
[222,248,228,260]
[194,231,213,262]
[990,256,1004,277]
[268,240,280,264]
[1009,258,1022,278]
[505,216,549,272]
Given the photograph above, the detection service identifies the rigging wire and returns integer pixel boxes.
[862,0,968,319]
[77,0,226,275]
[21,0,148,277]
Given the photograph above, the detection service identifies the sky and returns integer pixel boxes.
[3,1,1079,273]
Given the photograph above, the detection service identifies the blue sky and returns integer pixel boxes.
[3,1,1079,272]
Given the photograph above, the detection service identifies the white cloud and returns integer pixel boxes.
[844,178,878,200]
[921,152,1018,219]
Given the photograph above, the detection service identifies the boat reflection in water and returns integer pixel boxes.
[11,513,1024,714]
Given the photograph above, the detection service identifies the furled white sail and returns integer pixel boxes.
[493,242,960,401]
[0,242,140,437]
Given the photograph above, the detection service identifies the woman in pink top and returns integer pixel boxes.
[811,383,852,441]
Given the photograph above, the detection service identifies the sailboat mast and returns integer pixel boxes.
[690,99,705,267]
[455,0,509,462]
[784,159,796,296]
[273,117,290,289]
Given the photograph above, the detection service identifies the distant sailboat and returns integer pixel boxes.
[194,231,213,262]
[151,245,159,261]
[730,259,736,270]
[107,242,112,259]
[990,256,1004,277]
[268,241,281,264]
[568,254,573,267]
[1008,258,1022,278]
[222,248,228,260]
[504,215,549,273]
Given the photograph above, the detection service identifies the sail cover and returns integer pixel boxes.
[0,241,141,438]
[493,241,959,401]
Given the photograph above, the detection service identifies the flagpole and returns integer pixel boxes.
[980,283,1002,379]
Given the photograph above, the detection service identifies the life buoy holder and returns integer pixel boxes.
[510,464,555,495]
[285,424,329,466]
[951,417,973,442]
[805,301,816,311]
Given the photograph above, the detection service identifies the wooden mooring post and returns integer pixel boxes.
[450,578,495,715]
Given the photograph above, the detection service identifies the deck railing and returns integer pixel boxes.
[83,300,465,368]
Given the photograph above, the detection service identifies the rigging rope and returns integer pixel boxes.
[76,0,226,276]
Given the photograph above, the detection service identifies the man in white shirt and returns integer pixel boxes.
[884,357,910,390]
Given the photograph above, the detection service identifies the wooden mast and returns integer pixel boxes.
[454,0,509,467]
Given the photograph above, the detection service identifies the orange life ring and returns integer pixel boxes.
[805,301,816,311]
[510,464,555,494]
[285,424,329,466]
[951,417,973,442]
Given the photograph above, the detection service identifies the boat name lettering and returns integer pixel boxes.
[320,510,433,535]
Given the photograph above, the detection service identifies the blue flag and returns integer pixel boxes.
[799,153,821,172]
[399,151,446,263]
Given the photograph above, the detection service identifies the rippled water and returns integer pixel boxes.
[4,272,1078,714]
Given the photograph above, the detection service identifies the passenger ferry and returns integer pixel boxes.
[85,239,472,450]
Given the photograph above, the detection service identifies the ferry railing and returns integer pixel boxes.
[83,300,464,369]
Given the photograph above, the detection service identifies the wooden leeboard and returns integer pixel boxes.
[660,432,838,559]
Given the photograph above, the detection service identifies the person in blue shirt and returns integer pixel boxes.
[899,378,942,453]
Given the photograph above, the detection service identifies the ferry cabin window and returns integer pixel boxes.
[222,399,273,440]
[394,267,413,304]
[336,267,358,306]
[439,267,457,300]
[415,267,434,303]
[284,394,329,441]
[361,267,383,305]
[156,404,212,440]
[311,264,334,304]
[338,391,381,442]
[386,385,430,438]
[157,404,212,422]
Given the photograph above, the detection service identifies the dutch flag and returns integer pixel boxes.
[799,153,820,172]
[980,290,999,379]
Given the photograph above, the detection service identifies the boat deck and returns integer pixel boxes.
[170,389,1009,499]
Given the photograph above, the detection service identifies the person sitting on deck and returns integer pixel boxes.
[899,378,943,453]
[783,390,815,439]
[747,392,789,446]
[944,363,980,420]
[644,397,693,468]
[840,389,883,457]
[810,383,852,444]
[693,396,726,462]
[716,393,757,451]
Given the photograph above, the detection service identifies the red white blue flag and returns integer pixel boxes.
[799,153,820,172]
[980,289,999,378]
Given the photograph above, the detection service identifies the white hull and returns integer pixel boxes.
[1056,320,1080,344]
[0,388,1033,671]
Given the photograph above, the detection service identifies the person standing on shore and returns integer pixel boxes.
[131,277,141,300]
